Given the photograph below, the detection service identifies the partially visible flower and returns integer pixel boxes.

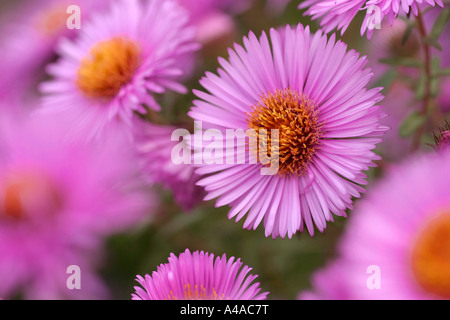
[299,0,444,38]
[0,0,110,104]
[39,0,198,141]
[377,83,419,161]
[133,119,205,211]
[367,18,421,83]
[297,260,352,300]
[132,249,268,300]
[0,111,154,299]
[299,151,450,299]
[189,24,387,238]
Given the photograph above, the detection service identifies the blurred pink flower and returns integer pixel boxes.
[132,249,268,300]
[0,0,111,104]
[299,150,450,299]
[300,0,444,38]
[377,83,419,161]
[39,0,199,141]
[0,112,154,299]
[133,119,205,211]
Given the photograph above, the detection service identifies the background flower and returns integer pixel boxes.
[299,151,450,299]
[0,111,154,299]
[38,0,199,141]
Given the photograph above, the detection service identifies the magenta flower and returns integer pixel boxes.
[0,0,110,102]
[299,0,444,38]
[189,24,387,238]
[39,0,198,141]
[132,249,268,300]
[133,119,205,211]
[0,113,154,299]
[299,151,450,300]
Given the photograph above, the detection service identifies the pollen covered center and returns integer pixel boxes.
[411,212,450,299]
[247,88,323,176]
[77,37,141,98]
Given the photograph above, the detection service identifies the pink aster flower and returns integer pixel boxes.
[188,24,387,238]
[299,0,444,38]
[299,150,450,300]
[39,0,198,141]
[0,0,110,103]
[0,112,154,299]
[132,119,205,211]
[132,249,268,300]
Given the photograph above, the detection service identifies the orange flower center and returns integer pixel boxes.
[167,284,226,300]
[411,212,450,299]
[246,89,323,176]
[77,37,141,98]
[0,171,62,221]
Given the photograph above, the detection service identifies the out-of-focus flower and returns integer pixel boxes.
[189,24,387,238]
[0,112,154,299]
[133,119,204,211]
[299,151,450,299]
[299,0,444,38]
[132,249,268,300]
[377,83,419,161]
[366,18,422,83]
[0,0,110,104]
[39,0,198,141]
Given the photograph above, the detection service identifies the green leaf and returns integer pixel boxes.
[428,8,450,45]
[379,57,422,67]
[415,72,427,100]
[430,58,441,97]
[402,22,416,45]
[399,111,427,137]
[432,68,450,77]
[423,37,443,50]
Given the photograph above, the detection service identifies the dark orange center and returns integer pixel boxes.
[411,212,450,299]
[246,89,323,176]
[77,37,141,98]
[0,172,62,221]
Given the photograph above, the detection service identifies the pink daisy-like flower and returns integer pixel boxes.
[299,150,450,300]
[0,112,154,299]
[39,0,198,141]
[132,249,268,300]
[188,24,387,238]
[0,0,110,103]
[133,119,205,211]
[299,0,444,38]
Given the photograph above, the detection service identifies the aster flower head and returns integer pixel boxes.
[132,249,268,300]
[0,112,154,299]
[299,0,444,39]
[39,0,199,141]
[299,151,450,300]
[132,119,205,211]
[0,0,110,102]
[189,23,387,238]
